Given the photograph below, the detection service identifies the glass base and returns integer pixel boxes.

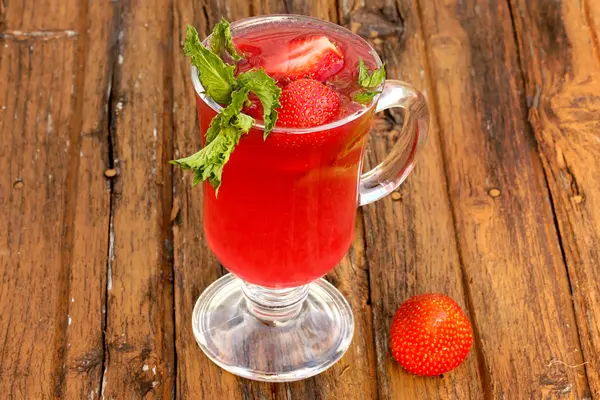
[192,273,354,382]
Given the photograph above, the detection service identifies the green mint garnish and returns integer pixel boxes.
[353,91,381,104]
[172,21,281,192]
[357,58,386,88]
[237,69,281,138]
[184,25,236,104]
[210,17,243,61]
[171,126,243,189]
[204,87,250,143]
[353,58,386,104]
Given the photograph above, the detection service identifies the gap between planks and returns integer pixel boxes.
[165,0,178,396]
[99,1,122,395]
[98,0,178,394]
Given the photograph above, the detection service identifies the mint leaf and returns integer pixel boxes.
[234,113,254,132]
[237,69,282,138]
[205,87,250,143]
[353,90,381,104]
[358,58,369,85]
[172,86,255,191]
[354,58,386,105]
[184,25,236,104]
[357,58,385,89]
[171,126,243,191]
[210,18,242,61]
[176,20,282,191]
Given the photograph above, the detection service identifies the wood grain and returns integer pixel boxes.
[60,0,114,398]
[343,1,485,398]
[508,0,600,396]
[0,0,113,396]
[416,0,591,397]
[100,0,176,397]
[0,35,78,399]
[2,0,79,31]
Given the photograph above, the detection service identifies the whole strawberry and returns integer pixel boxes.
[277,79,340,128]
[390,293,473,376]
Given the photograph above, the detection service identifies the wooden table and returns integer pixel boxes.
[1,0,599,398]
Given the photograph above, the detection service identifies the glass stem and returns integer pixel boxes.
[242,281,309,323]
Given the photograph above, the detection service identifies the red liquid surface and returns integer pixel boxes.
[200,21,378,287]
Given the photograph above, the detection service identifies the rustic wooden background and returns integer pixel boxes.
[1,0,599,398]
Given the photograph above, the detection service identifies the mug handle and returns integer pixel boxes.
[358,80,430,206]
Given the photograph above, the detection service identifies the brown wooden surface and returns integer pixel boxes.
[1,0,599,399]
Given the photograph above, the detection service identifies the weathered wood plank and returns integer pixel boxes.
[342,1,485,398]
[100,0,175,397]
[0,37,79,398]
[60,0,114,398]
[1,0,115,398]
[172,3,378,399]
[416,0,591,397]
[2,0,80,31]
[508,0,600,396]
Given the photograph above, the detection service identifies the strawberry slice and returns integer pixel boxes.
[237,43,262,58]
[277,79,340,128]
[266,36,344,82]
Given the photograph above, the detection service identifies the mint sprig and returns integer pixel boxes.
[173,21,281,192]
[210,17,243,61]
[353,91,380,104]
[357,58,386,88]
[184,25,236,104]
[353,58,385,104]
[204,87,250,143]
[171,127,243,188]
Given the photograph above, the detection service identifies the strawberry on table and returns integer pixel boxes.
[390,293,473,376]
[277,79,341,128]
[265,35,344,82]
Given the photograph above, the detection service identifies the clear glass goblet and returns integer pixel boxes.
[190,14,430,382]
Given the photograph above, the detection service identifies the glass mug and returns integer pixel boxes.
[190,15,429,382]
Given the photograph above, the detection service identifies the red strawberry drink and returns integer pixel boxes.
[179,15,429,382]
[197,22,378,288]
